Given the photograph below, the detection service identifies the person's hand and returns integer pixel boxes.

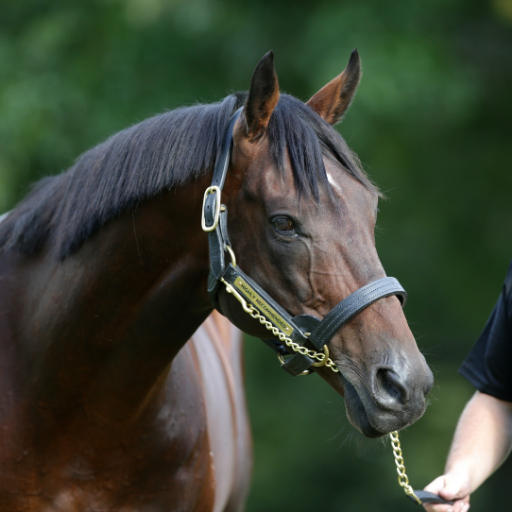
[422,473,471,512]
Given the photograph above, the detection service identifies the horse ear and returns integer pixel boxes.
[306,49,361,125]
[241,51,280,141]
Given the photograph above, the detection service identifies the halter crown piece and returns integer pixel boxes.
[202,107,407,377]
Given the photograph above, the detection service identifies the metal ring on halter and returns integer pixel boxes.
[225,244,237,268]
[311,345,330,368]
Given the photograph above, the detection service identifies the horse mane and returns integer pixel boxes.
[0,92,378,260]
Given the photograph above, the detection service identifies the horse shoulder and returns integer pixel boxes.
[189,312,252,512]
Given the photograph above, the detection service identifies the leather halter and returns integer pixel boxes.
[203,108,407,376]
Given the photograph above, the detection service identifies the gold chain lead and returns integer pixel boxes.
[220,263,419,506]
[389,431,422,505]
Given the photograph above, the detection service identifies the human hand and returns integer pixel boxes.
[422,473,471,512]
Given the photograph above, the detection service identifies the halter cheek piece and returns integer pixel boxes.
[202,108,407,377]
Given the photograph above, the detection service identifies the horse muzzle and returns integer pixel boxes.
[340,361,434,438]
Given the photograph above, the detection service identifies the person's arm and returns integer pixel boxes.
[423,391,512,512]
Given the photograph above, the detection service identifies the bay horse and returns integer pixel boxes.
[0,50,433,511]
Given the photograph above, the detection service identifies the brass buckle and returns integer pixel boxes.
[201,186,221,232]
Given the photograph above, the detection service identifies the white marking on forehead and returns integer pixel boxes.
[326,171,343,197]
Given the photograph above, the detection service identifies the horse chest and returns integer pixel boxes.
[0,360,214,512]
[0,317,249,512]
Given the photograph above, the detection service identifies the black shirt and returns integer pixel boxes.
[459,260,512,402]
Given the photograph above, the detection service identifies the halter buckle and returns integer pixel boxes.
[201,186,221,232]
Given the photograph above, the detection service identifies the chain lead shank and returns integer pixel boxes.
[224,266,423,505]
[225,270,423,505]
[221,255,427,506]
[389,431,422,505]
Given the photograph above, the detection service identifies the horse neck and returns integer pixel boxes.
[7,174,215,426]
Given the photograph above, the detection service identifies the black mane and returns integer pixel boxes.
[0,93,377,259]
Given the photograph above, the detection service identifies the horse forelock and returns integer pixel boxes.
[0,92,377,259]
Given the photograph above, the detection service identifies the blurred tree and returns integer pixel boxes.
[1,0,511,510]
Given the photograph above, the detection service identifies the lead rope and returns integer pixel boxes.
[215,245,422,505]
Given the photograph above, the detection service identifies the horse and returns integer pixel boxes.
[0,50,434,512]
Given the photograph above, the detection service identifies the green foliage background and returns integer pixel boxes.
[1,0,512,510]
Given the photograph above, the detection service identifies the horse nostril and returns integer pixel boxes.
[374,368,410,405]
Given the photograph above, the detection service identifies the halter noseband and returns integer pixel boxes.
[202,108,407,376]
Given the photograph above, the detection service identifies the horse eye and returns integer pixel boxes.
[273,217,295,234]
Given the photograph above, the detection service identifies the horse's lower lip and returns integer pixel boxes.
[342,378,386,438]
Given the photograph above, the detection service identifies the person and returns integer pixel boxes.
[423,261,512,512]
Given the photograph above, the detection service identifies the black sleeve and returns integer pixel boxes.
[459,261,512,402]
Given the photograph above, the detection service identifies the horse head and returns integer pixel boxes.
[0,50,433,443]
[216,51,433,438]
